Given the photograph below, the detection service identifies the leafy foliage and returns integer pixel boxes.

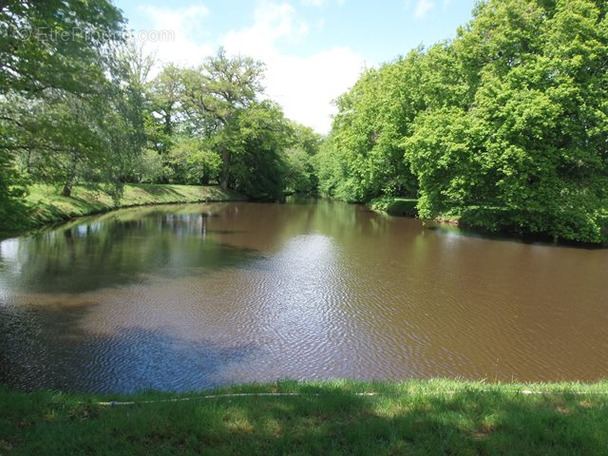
[285,123,322,195]
[0,0,124,95]
[1,1,316,227]
[322,0,608,243]
[0,0,126,231]
[147,50,318,201]
[165,137,221,185]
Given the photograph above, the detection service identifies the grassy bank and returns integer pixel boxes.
[369,197,419,217]
[2,380,607,455]
[23,183,244,229]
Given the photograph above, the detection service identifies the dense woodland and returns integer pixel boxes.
[0,0,321,230]
[318,0,608,243]
[1,0,607,243]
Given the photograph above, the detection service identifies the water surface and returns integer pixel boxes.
[1,201,606,393]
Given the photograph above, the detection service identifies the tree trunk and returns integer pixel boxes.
[220,177,228,191]
[62,148,79,197]
[61,182,72,197]
[220,149,230,190]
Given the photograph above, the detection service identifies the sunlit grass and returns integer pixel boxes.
[24,183,244,228]
[2,380,607,455]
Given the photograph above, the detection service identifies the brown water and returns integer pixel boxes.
[0,201,606,393]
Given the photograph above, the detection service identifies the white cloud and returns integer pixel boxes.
[301,0,325,6]
[414,0,434,19]
[221,1,365,133]
[263,48,364,133]
[137,4,214,67]
[222,1,309,57]
[300,0,346,6]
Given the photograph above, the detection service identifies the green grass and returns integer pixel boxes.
[24,183,244,228]
[2,380,607,455]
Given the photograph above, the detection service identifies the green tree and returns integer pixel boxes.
[406,0,608,242]
[167,48,294,199]
[315,132,346,198]
[325,0,608,243]
[227,100,291,200]
[321,51,434,202]
[285,123,322,195]
[149,64,184,155]
[102,41,155,199]
[8,40,152,200]
[165,137,221,185]
[0,0,125,230]
[180,48,264,191]
[0,0,124,95]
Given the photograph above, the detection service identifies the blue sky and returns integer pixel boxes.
[113,0,477,132]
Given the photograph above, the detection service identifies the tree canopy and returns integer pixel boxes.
[0,0,127,228]
[145,49,318,201]
[318,0,608,243]
[0,2,320,232]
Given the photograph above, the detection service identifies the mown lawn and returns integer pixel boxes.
[2,380,607,455]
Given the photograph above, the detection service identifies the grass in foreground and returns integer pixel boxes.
[24,183,244,229]
[2,380,607,455]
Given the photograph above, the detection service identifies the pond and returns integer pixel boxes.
[1,201,607,393]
